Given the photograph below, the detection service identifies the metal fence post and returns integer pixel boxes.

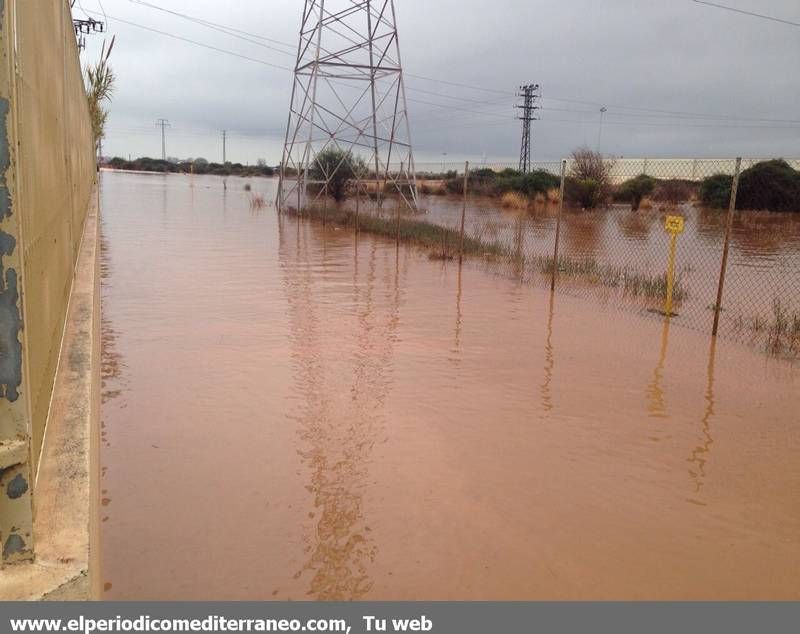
[458,161,470,264]
[712,156,742,336]
[355,170,360,234]
[396,161,404,246]
[550,159,567,292]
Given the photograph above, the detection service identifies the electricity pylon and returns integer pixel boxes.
[516,84,540,173]
[278,0,418,212]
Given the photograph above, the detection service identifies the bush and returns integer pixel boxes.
[652,179,697,204]
[616,174,656,211]
[699,174,733,208]
[496,170,560,197]
[737,159,800,212]
[500,192,528,209]
[565,178,605,209]
[565,147,612,208]
[699,160,800,211]
[309,148,365,201]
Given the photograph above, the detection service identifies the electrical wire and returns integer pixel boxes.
[692,0,800,27]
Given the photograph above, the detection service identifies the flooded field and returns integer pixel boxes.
[419,194,800,350]
[100,171,800,600]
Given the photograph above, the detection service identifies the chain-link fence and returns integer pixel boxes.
[283,156,800,359]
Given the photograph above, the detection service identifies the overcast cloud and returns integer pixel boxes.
[77,0,800,165]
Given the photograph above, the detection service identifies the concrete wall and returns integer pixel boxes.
[0,0,96,566]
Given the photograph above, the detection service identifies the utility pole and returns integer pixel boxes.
[597,106,607,153]
[515,84,540,173]
[155,118,170,161]
[222,130,227,164]
[72,17,104,52]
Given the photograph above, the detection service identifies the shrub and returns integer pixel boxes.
[500,192,528,209]
[699,160,800,211]
[565,178,604,209]
[737,159,800,212]
[496,170,560,197]
[565,147,612,208]
[616,174,656,211]
[699,174,733,208]
[653,179,696,204]
[309,148,366,202]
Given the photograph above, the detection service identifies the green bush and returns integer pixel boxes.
[699,160,800,211]
[443,168,559,197]
[699,174,733,208]
[737,159,800,212]
[496,170,560,197]
[565,178,605,209]
[309,148,365,201]
[615,174,656,210]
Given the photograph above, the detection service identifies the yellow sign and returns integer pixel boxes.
[665,215,685,234]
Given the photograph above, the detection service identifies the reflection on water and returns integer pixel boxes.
[647,319,671,422]
[101,172,800,600]
[687,338,717,504]
[280,223,387,599]
[540,292,555,415]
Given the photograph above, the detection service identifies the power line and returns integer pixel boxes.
[127,0,296,49]
[88,7,800,137]
[81,10,292,71]
[692,0,800,27]
[126,0,297,56]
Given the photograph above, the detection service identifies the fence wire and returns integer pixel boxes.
[294,157,800,360]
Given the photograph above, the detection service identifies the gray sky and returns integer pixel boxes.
[77,0,800,166]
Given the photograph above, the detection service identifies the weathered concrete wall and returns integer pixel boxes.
[0,0,96,566]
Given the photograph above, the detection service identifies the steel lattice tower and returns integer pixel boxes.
[278,0,418,212]
[516,84,540,173]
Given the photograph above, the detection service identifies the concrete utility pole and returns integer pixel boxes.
[222,130,227,164]
[155,118,170,161]
[515,84,540,173]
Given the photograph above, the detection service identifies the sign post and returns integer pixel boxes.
[663,215,685,316]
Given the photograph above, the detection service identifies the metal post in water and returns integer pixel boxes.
[664,231,679,316]
[355,173,360,234]
[458,161,470,264]
[396,161,404,246]
[551,159,567,292]
[712,157,742,336]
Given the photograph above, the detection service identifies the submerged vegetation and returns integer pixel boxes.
[735,299,800,356]
[285,203,687,303]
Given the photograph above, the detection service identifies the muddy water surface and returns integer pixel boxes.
[100,171,800,600]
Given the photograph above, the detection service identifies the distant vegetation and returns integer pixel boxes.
[105,156,275,177]
[443,167,560,199]
[699,159,800,212]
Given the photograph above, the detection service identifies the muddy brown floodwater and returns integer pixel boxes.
[100,171,800,600]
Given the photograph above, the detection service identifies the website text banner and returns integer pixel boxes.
[2,603,799,634]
